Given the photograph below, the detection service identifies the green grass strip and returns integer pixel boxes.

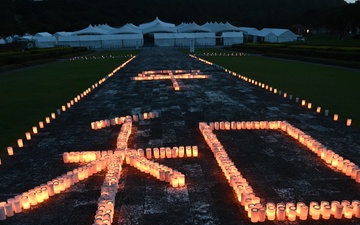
[0,53,136,155]
[199,54,360,127]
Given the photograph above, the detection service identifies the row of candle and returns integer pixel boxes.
[133,145,198,159]
[2,56,136,164]
[230,69,352,127]
[125,150,186,188]
[191,54,353,127]
[70,54,134,61]
[63,150,115,164]
[139,70,201,75]
[94,154,124,225]
[93,116,134,224]
[0,155,113,221]
[280,120,360,183]
[208,120,281,131]
[199,121,360,222]
[195,52,247,57]
[169,72,180,91]
[91,111,160,130]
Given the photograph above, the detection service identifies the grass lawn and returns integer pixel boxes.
[199,53,360,127]
[0,52,137,155]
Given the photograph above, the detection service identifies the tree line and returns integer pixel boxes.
[0,0,359,36]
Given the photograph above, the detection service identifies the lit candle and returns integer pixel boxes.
[45,117,50,124]
[178,146,185,158]
[17,139,23,148]
[28,191,37,206]
[307,103,312,109]
[347,119,352,126]
[344,205,353,219]
[61,105,66,112]
[178,174,185,187]
[32,126,38,134]
[7,147,13,156]
[251,208,259,222]
[301,100,306,106]
[299,205,308,220]
[277,206,286,221]
[311,205,321,220]
[186,146,192,157]
[25,132,31,140]
[21,195,30,210]
[39,121,44,128]
[334,114,339,121]
[192,146,198,157]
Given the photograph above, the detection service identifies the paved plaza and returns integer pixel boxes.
[1,48,360,225]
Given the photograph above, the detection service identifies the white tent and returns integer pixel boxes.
[154,33,175,46]
[251,30,278,43]
[33,32,57,48]
[177,22,211,33]
[260,28,297,43]
[139,17,175,29]
[212,22,242,33]
[108,24,142,34]
[172,33,215,47]
[72,25,108,35]
[143,23,177,34]
[58,34,142,49]
[222,32,244,45]
[54,31,72,40]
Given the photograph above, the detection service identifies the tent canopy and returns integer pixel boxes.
[72,25,108,35]
[177,22,211,33]
[139,17,175,29]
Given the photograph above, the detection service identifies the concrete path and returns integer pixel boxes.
[1,47,360,225]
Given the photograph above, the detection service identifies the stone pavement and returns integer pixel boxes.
[1,47,360,225]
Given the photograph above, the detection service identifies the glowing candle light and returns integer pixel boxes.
[160,148,166,159]
[7,147,13,156]
[32,126,38,134]
[312,205,321,220]
[301,100,306,106]
[171,147,178,158]
[307,103,312,109]
[17,139,23,148]
[266,202,276,221]
[347,119,352,126]
[51,113,56,119]
[21,195,30,210]
[153,148,160,159]
[171,175,178,187]
[251,208,259,223]
[322,205,331,219]
[165,147,172,158]
[192,146,198,157]
[277,206,286,221]
[179,146,185,158]
[183,146,191,157]
[35,190,43,203]
[334,114,339,121]
[316,107,321,113]
[61,105,66,112]
[288,206,297,221]
[178,174,185,187]
[39,121,44,128]
[344,205,353,219]
[299,205,308,220]
[45,117,50,124]
[25,132,31,140]
[28,191,37,206]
